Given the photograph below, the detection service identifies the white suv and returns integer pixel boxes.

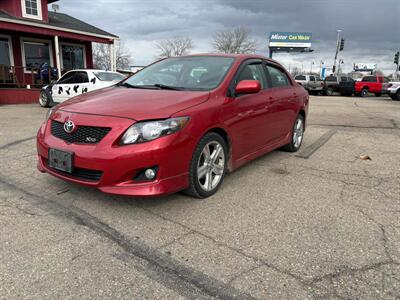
[383,81,400,100]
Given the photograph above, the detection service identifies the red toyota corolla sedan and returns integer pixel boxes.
[37,54,308,198]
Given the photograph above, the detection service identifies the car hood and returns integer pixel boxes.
[56,86,210,120]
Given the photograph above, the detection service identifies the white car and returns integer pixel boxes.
[39,69,126,107]
[383,81,400,100]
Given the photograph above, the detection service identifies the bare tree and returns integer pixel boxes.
[155,37,193,59]
[93,41,132,70]
[213,26,257,54]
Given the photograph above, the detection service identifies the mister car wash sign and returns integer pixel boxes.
[269,32,312,48]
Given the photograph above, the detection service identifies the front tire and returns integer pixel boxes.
[325,87,334,96]
[392,90,400,100]
[282,114,305,152]
[39,90,51,107]
[185,132,228,198]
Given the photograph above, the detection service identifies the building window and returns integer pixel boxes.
[23,41,51,70]
[21,0,42,20]
[61,45,85,71]
[0,38,12,66]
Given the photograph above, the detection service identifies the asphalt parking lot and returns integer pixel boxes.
[1,95,400,299]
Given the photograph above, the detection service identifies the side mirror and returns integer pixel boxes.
[235,80,261,95]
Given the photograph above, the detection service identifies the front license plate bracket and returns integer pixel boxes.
[48,148,74,173]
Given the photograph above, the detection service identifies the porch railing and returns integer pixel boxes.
[0,65,57,89]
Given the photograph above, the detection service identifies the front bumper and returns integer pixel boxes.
[37,111,195,196]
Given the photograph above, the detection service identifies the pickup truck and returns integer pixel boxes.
[294,74,324,94]
[383,81,400,100]
[323,75,355,96]
[355,75,390,97]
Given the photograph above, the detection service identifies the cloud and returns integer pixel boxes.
[58,0,400,73]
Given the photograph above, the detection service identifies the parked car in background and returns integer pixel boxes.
[323,75,355,96]
[37,54,309,198]
[294,74,324,94]
[383,81,400,100]
[338,76,356,96]
[39,70,126,107]
[354,75,390,97]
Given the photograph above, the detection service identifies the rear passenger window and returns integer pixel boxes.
[237,64,267,89]
[73,71,89,84]
[309,76,315,81]
[266,65,290,87]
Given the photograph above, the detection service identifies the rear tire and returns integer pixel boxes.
[360,88,368,97]
[184,132,228,198]
[282,114,305,153]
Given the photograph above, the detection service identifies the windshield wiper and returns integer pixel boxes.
[119,82,153,89]
[152,84,185,91]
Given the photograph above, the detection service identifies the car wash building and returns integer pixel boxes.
[0,0,118,104]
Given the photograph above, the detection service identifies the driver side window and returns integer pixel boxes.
[236,64,267,89]
[58,72,75,84]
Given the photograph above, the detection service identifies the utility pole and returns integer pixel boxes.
[310,61,314,73]
[332,30,342,74]
[394,51,399,80]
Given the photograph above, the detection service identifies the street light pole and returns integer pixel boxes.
[333,29,341,75]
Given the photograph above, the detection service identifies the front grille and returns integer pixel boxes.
[45,159,103,182]
[51,120,111,144]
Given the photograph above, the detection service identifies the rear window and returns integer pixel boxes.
[362,76,376,82]
[340,77,347,82]
[325,76,337,82]
[295,75,306,80]
[94,72,126,81]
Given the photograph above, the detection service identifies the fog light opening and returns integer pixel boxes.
[133,166,159,182]
[145,168,156,180]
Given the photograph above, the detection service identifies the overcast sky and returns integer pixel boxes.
[58,0,399,74]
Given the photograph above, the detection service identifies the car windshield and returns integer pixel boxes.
[121,56,235,91]
[94,72,126,81]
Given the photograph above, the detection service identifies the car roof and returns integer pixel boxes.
[65,69,121,74]
[178,53,281,64]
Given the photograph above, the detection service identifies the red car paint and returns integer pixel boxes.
[37,54,309,196]
[354,75,387,94]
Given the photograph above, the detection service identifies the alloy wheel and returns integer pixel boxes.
[197,141,225,192]
[293,118,304,148]
[39,91,48,106]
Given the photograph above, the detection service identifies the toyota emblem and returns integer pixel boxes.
[64,120,75,133]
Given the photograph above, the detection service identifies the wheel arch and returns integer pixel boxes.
[298,109,306,130]
[203,126,233,171]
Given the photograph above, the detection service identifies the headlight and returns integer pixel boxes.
[45,108,54,121]
[120,117,190,145]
